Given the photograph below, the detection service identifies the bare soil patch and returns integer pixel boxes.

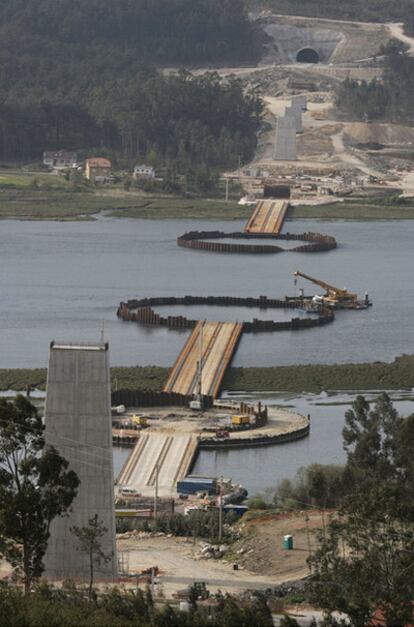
[229,511,324,578]
[345,122,414,147]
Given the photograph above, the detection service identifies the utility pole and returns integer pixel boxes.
[225,177,229,201]
[199,321,203,397]
[237,155,241,179]
[196,321,204,399]
[218,476,223,542]
[305,514,312,562]
[151,567,155,597]
[154,463,159,519]
[193,508,199,546]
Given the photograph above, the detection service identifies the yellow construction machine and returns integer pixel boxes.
[294,271,372,309]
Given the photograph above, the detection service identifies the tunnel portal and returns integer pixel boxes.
[296,48,320,63]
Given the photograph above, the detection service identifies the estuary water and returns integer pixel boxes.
[2,214,411,493]
[192,390,414,494]
[0,216,413,368]
[113,391,414,495]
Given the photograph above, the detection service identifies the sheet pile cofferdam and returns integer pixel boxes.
[117,295,335,333]
[176,230,337,254]
[175,195,336,255]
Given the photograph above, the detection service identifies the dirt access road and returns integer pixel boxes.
[330,130,384,178]
[256,93,384,176]
[387,22,414,55]
[118,533,308,596]
[118,511,324,596]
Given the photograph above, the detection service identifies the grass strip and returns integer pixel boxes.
[2,356,414,393]
[0,366,169,393]
[289,199,414,220]
[0,187,247,221]
[222,355,414,392]
[108,197,248,220]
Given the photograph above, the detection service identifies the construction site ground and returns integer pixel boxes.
[121,405,308,442]
[116,406,308,497]
[116,510,323,596]
[194,12,414,197]
[228,511,324,578]
[179,11,414,197]
[232,78,414,197]
[0,510,321,594]
[254,93,414,179]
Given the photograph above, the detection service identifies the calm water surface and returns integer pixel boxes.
[0,217,412,368]
[4,215,407,492]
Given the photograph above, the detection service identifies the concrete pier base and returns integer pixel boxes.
[285,105,303,133]
[293,95,308,111]
[274,115,297,160]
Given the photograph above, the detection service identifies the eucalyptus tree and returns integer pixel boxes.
[308,394,414,626]
[0,395,79,592]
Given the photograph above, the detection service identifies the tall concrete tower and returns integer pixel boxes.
[274,114,297,161]
[43,342,117,582]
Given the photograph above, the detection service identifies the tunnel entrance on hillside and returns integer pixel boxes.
[296,48,320,63]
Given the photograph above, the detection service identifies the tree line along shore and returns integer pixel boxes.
[2,355,413,393]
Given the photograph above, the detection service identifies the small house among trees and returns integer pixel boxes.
[133,164,155,179]
[43,151,78,170]
[85,157,112,182]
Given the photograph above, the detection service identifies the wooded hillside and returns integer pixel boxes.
[335,46,414,124]
[0,0,261,70]
[0,1,263,168]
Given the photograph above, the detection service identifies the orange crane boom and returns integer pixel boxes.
[294,271,357,299]
[294,272,371,310]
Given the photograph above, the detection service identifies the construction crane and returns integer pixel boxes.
[294,271,371,309]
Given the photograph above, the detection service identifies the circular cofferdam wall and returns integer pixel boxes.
[176,231,337,254]
[296,47,320,64]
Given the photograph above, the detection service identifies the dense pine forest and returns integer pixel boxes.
[335,46,414,124]
[1,0,262,69]
[0,70,263,172]
[0,0,263,167]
